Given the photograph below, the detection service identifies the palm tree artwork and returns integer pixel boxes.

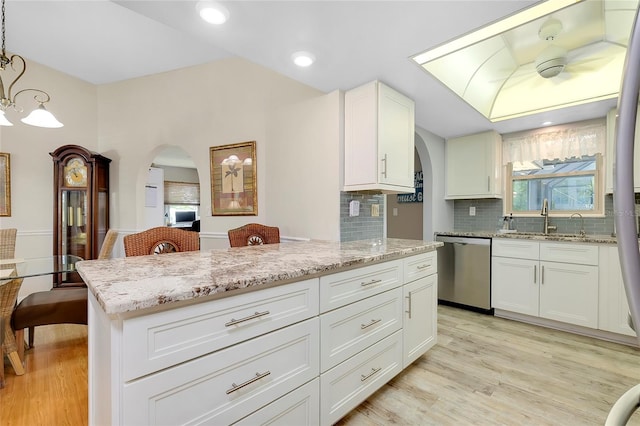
[221,155,244,194]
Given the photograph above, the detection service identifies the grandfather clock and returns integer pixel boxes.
[51,145,111,287]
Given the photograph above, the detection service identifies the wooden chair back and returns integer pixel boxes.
[0,228,16,260]
[228,223,280,247]
[123,227,199,257]
[98,229,118,260]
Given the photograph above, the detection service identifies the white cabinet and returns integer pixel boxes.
[344,80,415,193]
[88,250,439,426]
[318,251,437,424]
[123,318,319,426]
[234,378,320,426]
[402,251,437,368]
[605,108,640,193]
[492,239,599,328]
[492,255,539,316]
[598,245,636,337]
[445,130,502,199]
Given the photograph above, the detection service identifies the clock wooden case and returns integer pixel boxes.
[51,145,111,287]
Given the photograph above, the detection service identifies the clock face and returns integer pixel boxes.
[64,157,88,187]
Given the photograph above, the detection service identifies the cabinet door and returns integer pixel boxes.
[445,131,502,199]
[378,82,414,188]
[344,81,378,187]
[605,108,640,193]
[403,274,437,368]
[599,246,636,336]
[491,257,538,316]
[539,261,598,328]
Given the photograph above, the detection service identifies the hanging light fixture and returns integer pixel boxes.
[0,0,62,128]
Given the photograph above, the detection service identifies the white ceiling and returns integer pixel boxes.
[5,0,634,143]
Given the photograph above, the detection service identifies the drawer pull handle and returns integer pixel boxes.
[225,311,270,327]
[361,367,382,382]
[226,371,271,394]
[360,318,382,329]
[416,264,431,270]
[361,279,382,287]
[406,291,412,319]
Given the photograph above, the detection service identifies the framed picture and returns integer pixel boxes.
[210,141,257,216]
[0,152,10,216]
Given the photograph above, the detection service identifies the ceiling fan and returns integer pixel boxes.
[534,18,567,78]
[490,17,608,86]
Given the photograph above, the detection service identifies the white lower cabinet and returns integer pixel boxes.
[320,287,403,372]
[403,274,437,368]
[123,318,319,426]
[234,378,320,426]
[492,239,599,328]
[320,331,403,425]
[89,251,439,426]
[599,245,636,337]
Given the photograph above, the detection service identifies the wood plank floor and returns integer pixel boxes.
[2,306,640,425]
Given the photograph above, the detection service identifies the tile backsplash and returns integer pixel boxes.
[340,192,385,242]
[454,195,618,236]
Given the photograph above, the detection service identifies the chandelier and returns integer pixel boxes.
[0,0,62,128]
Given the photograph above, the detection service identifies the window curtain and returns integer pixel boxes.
[502,118,605,164]
[164,181,200,205]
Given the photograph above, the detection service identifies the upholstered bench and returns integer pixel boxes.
[11,288,88,351]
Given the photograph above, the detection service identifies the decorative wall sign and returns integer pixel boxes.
[397,171,423,203]
[0,152,10,216]
[210,141,257,215]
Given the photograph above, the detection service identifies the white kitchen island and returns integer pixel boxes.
[77,238,441,425]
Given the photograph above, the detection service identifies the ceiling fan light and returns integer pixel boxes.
[21,104,64,128]
[0,110,13,126]
[196,1,229,25]
[535,45,567,78]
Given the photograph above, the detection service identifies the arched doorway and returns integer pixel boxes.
[145,146,200,230]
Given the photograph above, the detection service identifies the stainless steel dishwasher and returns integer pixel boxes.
[435,234,492,312]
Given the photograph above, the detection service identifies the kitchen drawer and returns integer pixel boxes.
[320,330,402,425]
[493,239,539,260]
[234,378,319,426]
[319,259,402,313]
[123,318,319,426]
[539,242,598,265]
[403,251,437,283]
[122,278,319,382]
[320,287,402,372]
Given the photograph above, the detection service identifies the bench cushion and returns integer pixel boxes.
[11,288,88,330]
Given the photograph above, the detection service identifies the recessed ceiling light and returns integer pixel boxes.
[292,51,315,67]
[196,1,229,25]
[542,121,553,126]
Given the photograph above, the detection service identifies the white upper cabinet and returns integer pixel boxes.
[445,130,502,199]
[605,108,640,193]
[344,81,415,193]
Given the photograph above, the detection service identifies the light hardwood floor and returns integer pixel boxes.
[2,306,640,425]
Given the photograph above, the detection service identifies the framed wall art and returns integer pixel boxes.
[210,141,257,216]
[0,152,10,216]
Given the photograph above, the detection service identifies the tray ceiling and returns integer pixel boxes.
[413,0,638,122]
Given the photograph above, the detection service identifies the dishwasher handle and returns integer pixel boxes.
[435,235,491,246]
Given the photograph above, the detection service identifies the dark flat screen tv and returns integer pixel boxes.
[175,211,196,223]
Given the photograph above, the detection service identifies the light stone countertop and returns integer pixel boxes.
[77,238,442,317]
[435,231,618,244]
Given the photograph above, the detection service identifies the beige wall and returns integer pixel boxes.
[266,90,342,240]
[0,55,98,296]
[97,57,326,248]
[1,54,333,290]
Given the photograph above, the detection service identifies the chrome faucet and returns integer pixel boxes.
[571,213,585,237]
[541,198,557,234]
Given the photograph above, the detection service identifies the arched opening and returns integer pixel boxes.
[145,146,200,231]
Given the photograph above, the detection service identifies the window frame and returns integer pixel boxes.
[504,153,604,217]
